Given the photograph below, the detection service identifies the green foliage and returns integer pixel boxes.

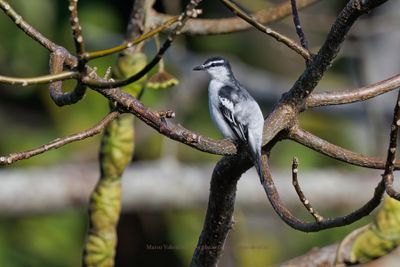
[0,211,85,267]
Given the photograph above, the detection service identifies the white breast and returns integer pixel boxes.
[207,80,236,139]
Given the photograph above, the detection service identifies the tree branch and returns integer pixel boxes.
[306,73,400,108]
[191,153,249,267]
[0,0,59,52]
[96,87,237,155]
[288,124,400,170]
[0,111,120,165]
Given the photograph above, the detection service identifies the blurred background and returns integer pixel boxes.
[0,0,399,266]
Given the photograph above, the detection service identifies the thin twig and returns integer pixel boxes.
[84,16,179,60]
[288,124,400,170]
[220,0,311,60]
[0,0,59,52]
[0,71,78,86]
[383,89,400,200]
[291,0,309,50]
[68,0,88,106]
[82,2,202,89]
[306,73,400,108]
[292,157,323,222]
[69,0,85,57]
[0,111,120,165]
[290,0,310,65]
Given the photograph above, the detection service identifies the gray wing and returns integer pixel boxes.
[218,86,249,143]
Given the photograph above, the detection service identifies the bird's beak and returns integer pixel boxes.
[193,64,204,71]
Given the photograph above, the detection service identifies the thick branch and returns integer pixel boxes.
[191,153,250,267]
[306,73,400,108]
[148,0,319,35]
[288,125,400,170]
[97,88,237,155]
[286,0,389,104]
[0,111,120,165]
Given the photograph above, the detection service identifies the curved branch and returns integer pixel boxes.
[259,152,385,232]
[306,73,400,108]
[288,125,400,170]
[49,48,86,106]
[0,111,120,165]
[148,0,320,35]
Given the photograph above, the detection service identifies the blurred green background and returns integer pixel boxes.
[0,0,398,266]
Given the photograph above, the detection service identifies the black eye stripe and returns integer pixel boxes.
[205,62,224,68]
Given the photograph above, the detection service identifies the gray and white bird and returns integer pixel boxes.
[193,57,265,176]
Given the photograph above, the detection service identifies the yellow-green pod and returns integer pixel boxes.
[113,51,148,96]
[350,197,400,263]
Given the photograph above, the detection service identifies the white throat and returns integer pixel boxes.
[206,66,232,83]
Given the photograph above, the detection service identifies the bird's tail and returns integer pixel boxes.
[252,149,265,184]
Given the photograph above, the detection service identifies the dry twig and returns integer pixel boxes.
[0,111,120,165]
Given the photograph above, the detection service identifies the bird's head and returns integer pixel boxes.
[193,57,233,82]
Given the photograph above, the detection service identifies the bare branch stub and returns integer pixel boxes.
[383,89,400,200]
[0,111,120,165]
[292,157,323,222]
